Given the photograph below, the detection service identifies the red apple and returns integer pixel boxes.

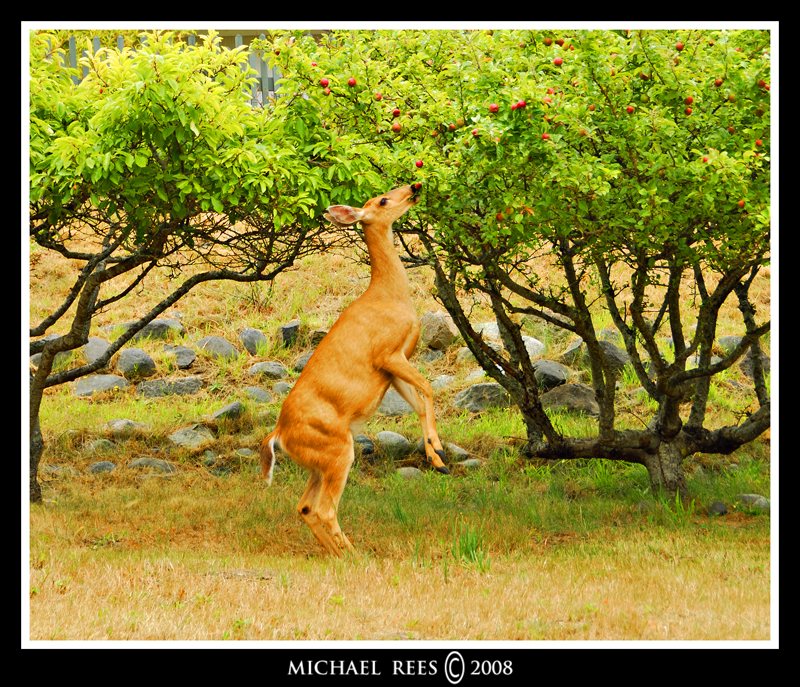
[320,78,329,87]
[375,93,382,100]
[758,79,767,88]
[555,38,564,47]
[311,62,317,66]
[323,88,331,95]
[448,123,457,131]
[415,160,423,168]
[542,133,550,140]
[676,42,684,51]
[589,104,596,112]
[544,37,553,46]
[543,96,552,104]
[393,108,401,117]
[684,96,694,105]
[627,105,635,114]
[348,77,356,86]
[727,126,735,134]
[547,87,555,94]
[489,103,499,113]
[392,122,402,132]
[517,100,526,109]
[496,212,505,221]
[554,57,563,66]
[755,139,762,146]
[738,200,745,209]
[714,78,723,87]
[472,129,479,137]
[702,156,709,162]
[685,107,692,115]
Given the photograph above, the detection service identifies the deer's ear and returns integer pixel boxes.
[324,205,365,228]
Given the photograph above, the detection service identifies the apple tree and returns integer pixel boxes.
[28,30,381,501]
[267,28,771,498]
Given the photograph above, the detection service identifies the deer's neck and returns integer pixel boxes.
[363,223,410,302]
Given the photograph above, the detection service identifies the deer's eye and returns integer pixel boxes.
[380,198,388,206]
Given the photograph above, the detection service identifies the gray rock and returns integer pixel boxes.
[73,374,130,396]
[708,501,728,516]
[739,348,771,379]
[293,351,314,372]
[540,383,599,417]
[104,418,147,437]
[103,318,185,342]
[116,348,157,381]
[244,387,272,403]
[396,466,424,480]
[453,383,512,412]
[377,388,415,416]
[127,457,178,474]
[239,328,268,355]
[531,360,569,390]
[598,328,623,345]
[522,336,546,360]
[309,329,328,346]
[163,344,196,369]
[136,376,204,397]
[431,374,456,390]
[558,339,585,366]
[168,424,215,449]
[88,460,116,474]
[475,322,501,341]
[717,335,743,357]
[418,348,445,363]
[598,340,631,371]
[211,401,244,421]
[419,310,459,350]
[354,434,375,455]
[456,458,483,469]
[738,493,770,511]
[247,361,288,380]
[277,320,302,347]
[375,431,412,456]
[82,337,111,365]
[196,336,240,362]
[272,381,292,395]
[87,439,115,454]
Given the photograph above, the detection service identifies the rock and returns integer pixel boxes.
[244,387,272,403]
[708,501,728,516]
[168,424,215,449]
[453,383,512,412]
[456,458,483,469]
[522,336,546,360]
[416,439,469,460]
[163,344,196,369]
[354,434,375,455]
[116,348,157,381]
[103,318,185,342]
[239,328,269,355]
[104,419,147,437]
[738,348,771,379]
[419,310,459,350]
[475,322,501,341]
[277,320,302,347]
[375,431,412,456]
[598,340,631,371]
[738,493,770,511]
[247,361,288,380]
[456,347,476,363]
[377,388,414,416]
[309,329,328,346]
[466,369,487,382]
[136,376,204,397]
[540,383,599,417]
[82,337,111,365]
[396,466,423,480]
[558,339,585,366]
[87,439,115,454]
[531,360,569,390]
[29,333,71,367]
[418,348,445,363]
[196,336,240,361]
[127,457,178,474]
[293,351,314,372]
[432,374,456,390]
[89,460,116,474]
[211,401,244,421]
[73,374,130,396]
[272,382,292,395]
[598,328,623,345]
[717,335,743,356]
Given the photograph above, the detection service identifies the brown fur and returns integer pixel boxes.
[260,184,448,556]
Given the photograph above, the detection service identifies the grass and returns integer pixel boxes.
[28,232,772,642]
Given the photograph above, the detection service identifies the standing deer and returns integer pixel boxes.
[260,183,449,557]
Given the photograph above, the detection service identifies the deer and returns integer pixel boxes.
[260,183,450,557]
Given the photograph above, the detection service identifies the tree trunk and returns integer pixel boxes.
[30,412,43,503]
[642,440,689,500]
